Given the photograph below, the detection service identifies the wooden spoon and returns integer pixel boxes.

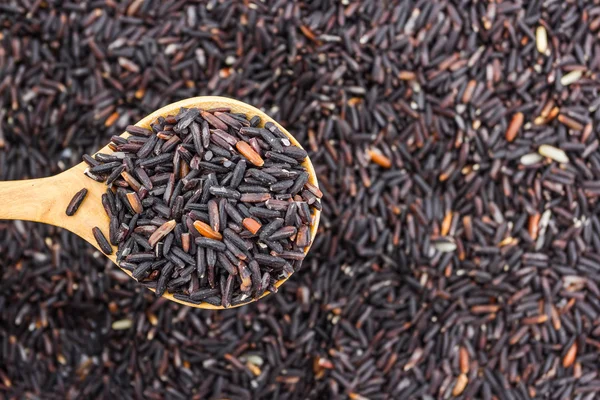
[0,96,321,309]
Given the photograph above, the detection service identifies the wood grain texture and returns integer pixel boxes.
[0,96,321,309]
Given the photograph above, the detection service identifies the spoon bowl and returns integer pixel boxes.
[0,96,321,309]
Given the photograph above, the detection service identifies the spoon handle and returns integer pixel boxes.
[0,167,114,258]
[0,176,61,224]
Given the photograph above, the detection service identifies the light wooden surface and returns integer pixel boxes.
[0,96,321,309]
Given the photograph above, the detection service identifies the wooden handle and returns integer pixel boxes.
[0,176,62,223]
[0,165,114,257]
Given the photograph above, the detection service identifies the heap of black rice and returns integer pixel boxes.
[83,107,320,307]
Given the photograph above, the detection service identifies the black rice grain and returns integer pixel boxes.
[92,227,112,255]
[65,188,88,216]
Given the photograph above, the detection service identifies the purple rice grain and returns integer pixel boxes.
[92,227,113,255]
[65,188,88,216]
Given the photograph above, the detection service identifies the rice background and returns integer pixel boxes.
[1,1,600,399]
